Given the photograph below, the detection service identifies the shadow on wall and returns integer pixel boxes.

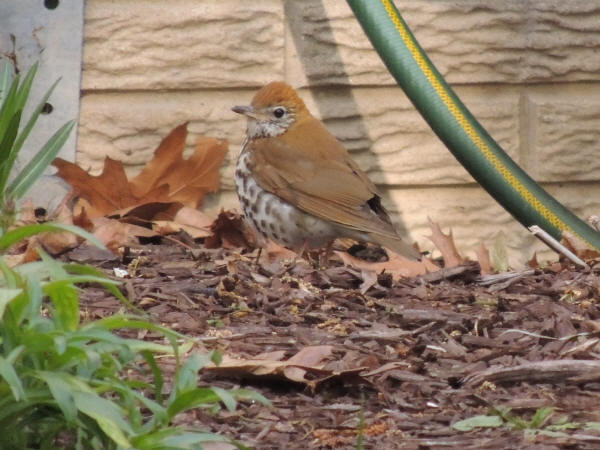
[284,1,411,237]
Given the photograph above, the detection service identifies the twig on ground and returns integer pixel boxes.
[463,359,600,387]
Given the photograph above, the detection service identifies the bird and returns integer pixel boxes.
[232,81,420,261]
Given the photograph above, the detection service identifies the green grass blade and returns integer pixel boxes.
[15,62,39,122]
[11,77,59,157]
[0,64,38,186]
[0,62,13,107]
[13,63,38,120]
[0,222,105,251]
[141,350,164,405]
[0,110,22,192]
[7,120,75,200]
[0,74,21,142]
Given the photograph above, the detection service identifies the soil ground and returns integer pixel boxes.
[72,239,600,450]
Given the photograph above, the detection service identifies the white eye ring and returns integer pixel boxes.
[273,107,285,118]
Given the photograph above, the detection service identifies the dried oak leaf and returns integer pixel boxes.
[427,217,465,267]
[53,123,228,218]
[7,196,84,264]
[205,209,255,249]
[53,156,139,218]
[129,125,227,208]
[562,230,600,261]
[207,345,366,389]
[527,252,540,269]
[91,217,158,252]
[335,250,439,280]
[153,206,213,238]
[476,242,494,275]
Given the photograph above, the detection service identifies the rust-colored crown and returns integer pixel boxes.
[251,81,307,112]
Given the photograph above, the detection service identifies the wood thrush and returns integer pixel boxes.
[233,81,420,260]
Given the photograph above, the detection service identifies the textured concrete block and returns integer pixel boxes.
[297,85,520,185]
[77,91,253,188]
[386,182,600,267]
[532,87,600,182]
[385,185,538,265]
[83,0,283,90]
[286,0,600,86]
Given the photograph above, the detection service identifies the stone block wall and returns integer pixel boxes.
[78,0,600,266]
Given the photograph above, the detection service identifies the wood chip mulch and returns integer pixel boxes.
[70,240,600,450]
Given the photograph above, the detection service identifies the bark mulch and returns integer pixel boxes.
[71,239,600,450]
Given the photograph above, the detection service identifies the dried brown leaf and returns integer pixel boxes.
[130,125,228,208]
[207,345,340,387]
[205,210,255,249]
[153,206,213,238]
[476,242,494,275]
[427,218,465,267]
[53,157,138,218]
[562,230,600,261]
[527,252,540,269]
[54,123,227,218]
[335,250,439,280]
[261,240,298,262]
[92,217,157,252]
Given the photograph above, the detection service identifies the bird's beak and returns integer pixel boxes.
[232,105,255,117]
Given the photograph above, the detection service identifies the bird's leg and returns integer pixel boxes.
[296,239,309,261]
[318,241,334,268]
[254,246,263,266]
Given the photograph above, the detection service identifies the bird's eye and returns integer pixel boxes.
[273,107,285,118]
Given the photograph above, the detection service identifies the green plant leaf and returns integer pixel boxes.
[45,281,79,331]
[166,387,222,419]
[230,388,270,407]
[452,414,503,431]
[159,431,232,446]
[0,222,105,251]
[529,406,554,429]
[36,370,78,423]
[0,351,26,401]
[175,352,215,394]
[0,287,22,318]
[73,391,133,447]
[585,422,600,432]
[211,386,237,412]
[65,263,143,313]
[7,120,75,200]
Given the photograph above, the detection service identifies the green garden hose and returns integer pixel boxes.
[347,0,600,250]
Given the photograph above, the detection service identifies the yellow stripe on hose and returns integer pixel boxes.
[380,0,573,235]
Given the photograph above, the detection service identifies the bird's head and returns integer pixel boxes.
[232,82,309,139]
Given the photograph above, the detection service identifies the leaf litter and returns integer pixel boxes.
[22,124,600,448]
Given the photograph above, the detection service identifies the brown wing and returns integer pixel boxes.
[248,116,401,239]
